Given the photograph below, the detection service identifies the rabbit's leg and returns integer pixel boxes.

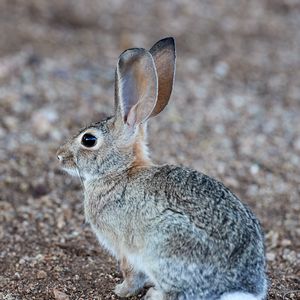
[115,257,148,297]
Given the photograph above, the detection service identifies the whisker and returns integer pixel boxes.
[74,157,85,192]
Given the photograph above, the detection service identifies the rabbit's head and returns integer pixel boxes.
[57,38,176,181]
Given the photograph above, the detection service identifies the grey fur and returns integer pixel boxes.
[57,37,267,300]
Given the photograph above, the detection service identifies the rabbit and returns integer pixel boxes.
[57,37,268,300]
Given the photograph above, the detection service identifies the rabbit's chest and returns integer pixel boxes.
[84,194,132,257]
[90,222,119,257]
[84,194,125,227]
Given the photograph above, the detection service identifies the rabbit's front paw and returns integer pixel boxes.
[114,281,139,298]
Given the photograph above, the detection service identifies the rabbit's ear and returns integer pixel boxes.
[149,37,176,118]
[115,48,158,127]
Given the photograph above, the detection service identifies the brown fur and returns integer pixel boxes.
[129,128,152,178]
[120,257,134,279]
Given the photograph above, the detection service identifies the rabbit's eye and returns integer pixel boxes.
[81,133,97,148]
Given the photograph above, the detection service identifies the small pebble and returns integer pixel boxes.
[37,270,47,279]
[53,289,70,300]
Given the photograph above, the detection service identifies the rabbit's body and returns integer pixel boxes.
[84,163,266,300]
[57,38,267,299]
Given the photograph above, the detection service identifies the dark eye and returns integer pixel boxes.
[81,133,97,148]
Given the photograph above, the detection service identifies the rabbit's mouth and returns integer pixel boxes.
[61,167,79,177]
[57,154,78,175]
[59,162,79,177]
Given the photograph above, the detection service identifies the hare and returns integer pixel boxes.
[57,37,267,300]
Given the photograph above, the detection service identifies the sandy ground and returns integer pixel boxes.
[0,0,299,299]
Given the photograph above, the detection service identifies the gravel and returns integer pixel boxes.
[0,0,299,299]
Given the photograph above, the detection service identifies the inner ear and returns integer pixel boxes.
[149,37,176,118]
[115,48,158,127]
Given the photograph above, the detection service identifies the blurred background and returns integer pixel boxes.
[0,0,299,299]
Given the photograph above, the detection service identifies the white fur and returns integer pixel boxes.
[62,167,79,177]
[219,292,263,300]
[90,224,118,258]
[144,287,165,300]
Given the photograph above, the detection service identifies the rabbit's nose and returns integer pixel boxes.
[56,147,65,161]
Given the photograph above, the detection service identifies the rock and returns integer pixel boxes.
[225,177,239,189]
[266,230,279,248]
[37,270,47,279]
[0,293,16,300]
[53,289,70,300]
[31,112,52,137]
[266,252,276,261]
[214,61,229,78]
[3,116,18,131]
[282,249,298,264]
[250,164,260,175]
[57,213,65,229]
[281,239,292,246]
[34,254,45,261]
[31,108,58,137]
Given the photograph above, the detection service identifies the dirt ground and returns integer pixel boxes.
[0,1,299,299]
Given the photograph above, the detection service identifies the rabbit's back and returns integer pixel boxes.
[141,165,263,240]
[125,165,267,298]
